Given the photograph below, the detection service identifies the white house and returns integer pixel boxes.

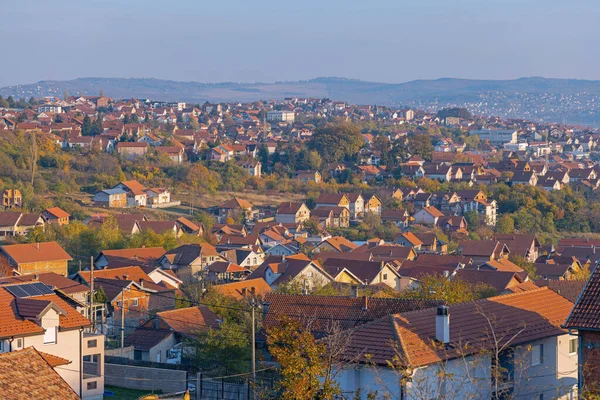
[0,283,104,399]
[337,288,578,400]
[413,206,445,226]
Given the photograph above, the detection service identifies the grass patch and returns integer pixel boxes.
[103,385,162,400]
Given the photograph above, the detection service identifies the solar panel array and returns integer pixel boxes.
[5,282,55,298]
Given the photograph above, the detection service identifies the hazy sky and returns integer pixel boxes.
[1,0,599,87]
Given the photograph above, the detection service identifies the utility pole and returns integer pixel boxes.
[250,299,259,400]
[121,288,126,350]
[90,256,94,332]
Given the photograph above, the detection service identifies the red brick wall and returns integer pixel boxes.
[582,331,600,392]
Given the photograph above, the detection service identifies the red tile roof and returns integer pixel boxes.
[342,288,573,367]
[156,306,220,336]
[0,288,90,339]
[263,293,441,337]
[1,242,72,264]
[212,278,273,300]
[565,263,600,329]
[318,236,358,252]
[44,207,71,219]
[220,197,253,210]
[0,347,79,399]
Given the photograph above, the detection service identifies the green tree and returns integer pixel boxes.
[308,122,364,163]
[82,115,92,136]
[509,255,537,279]
[495,214,515,234]
[407,134,434,160]
[192,321,251,376]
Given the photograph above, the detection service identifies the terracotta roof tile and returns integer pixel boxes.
[213,278,272,300]
[0,287,90,339]
[263,293,441,337]
[343,288,573,367]
[156,306,220,336]
[44,207,71,219]
[564,263,600,329]
[0,347,79,399]
[1,242,72,264]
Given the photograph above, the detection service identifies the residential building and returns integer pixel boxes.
[42,207,71,225]
[413,205,445,226]
[248,254,333,291]
[345,193,365,219]
[338,288,577,399]
[160,243,225,279]
[116,142,148,159]
[0,242,72,276]
[0,211,45,238]
[0,283,104,399]
[564,264,600,393]
[94,247,166,269]
[93,188,127,208]
[212,278,273,300]
[2,189,22,209]
[294,170,322,183]
[218,197,255,221]
[364,194,382,215]
[471,129,518,144]
[266,110,295,123]
[125,306,220,364]
[276,202,311,224]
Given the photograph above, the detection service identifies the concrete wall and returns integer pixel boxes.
[104,363,187,393]
[339,335,578,400]
[105,345,134,359]
[513,335,578,399]
[148,333,177,363]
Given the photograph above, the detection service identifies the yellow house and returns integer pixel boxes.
[365,194,382,215]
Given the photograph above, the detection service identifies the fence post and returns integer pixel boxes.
[196,373,202,400]
[222,377,225,399]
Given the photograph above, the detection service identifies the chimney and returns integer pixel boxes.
[443,270,450,279]
[436,305,450,345]
[33,274,39,281]
[138,278,144,287]
[36,242,40,250]
[362,295,369,311]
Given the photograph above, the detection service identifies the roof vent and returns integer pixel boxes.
[436,305,450,345]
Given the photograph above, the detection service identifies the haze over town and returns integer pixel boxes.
[2,0,600,87]
[3,1,600,400]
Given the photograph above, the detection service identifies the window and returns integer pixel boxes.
[569,338,578,355]
[0,341,3,352]
[83,354,101,377]
[88,339,97,348]
[531,344,544,366]
[132,298,139,307]
[44,327,57,345]
[16,338,22,348]
[383,274,388,280]
[87,381,97,390]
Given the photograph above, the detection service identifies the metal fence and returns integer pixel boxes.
[193,374,275,400]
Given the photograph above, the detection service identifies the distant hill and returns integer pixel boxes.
[3,76,600,124]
